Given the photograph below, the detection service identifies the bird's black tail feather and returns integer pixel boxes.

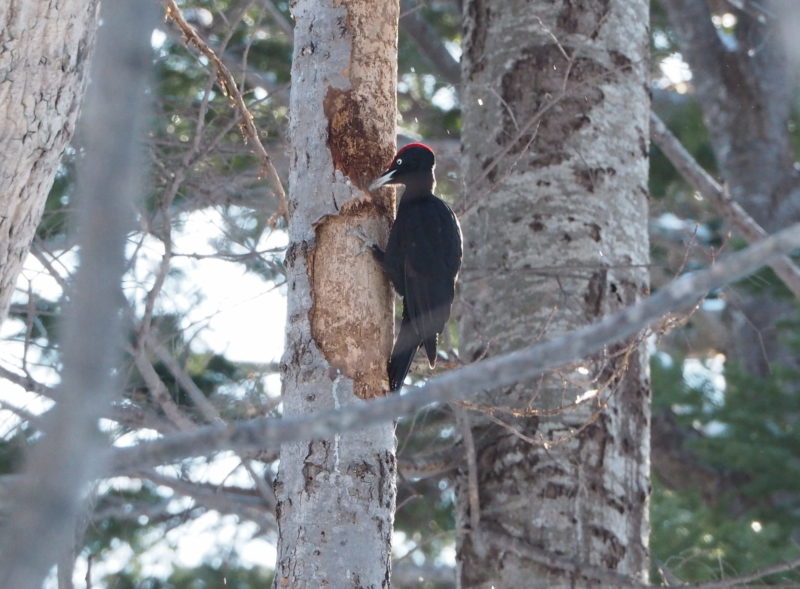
[423,334,437,368]
[388,317,420,391]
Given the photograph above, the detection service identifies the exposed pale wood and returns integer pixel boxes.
[270,1,399,586]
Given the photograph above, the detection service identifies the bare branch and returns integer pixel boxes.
[258,0,294,39]
[107,222,800,473]
[455,406,481,540]
[651,112,800,297]
[163,0,289,224]
[132,349,196,431]
[149,338,225,426]
[693,553,800,588]
[400,0,461,86]
[146,337,275,504]
[137,470,274,525]
[397,445,460,479]
[0,365,57,399]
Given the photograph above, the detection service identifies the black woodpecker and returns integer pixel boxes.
[364,143,462,391]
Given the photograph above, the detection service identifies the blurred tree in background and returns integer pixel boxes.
[1,0,800,586]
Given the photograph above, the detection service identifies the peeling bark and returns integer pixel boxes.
[272,1,399,586]
[0,0,101,325]
[457,0,651,586]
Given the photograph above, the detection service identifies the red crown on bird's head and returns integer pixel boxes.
[394,142,435,158]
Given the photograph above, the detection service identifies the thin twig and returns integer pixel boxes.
[106,221,800,473]
[148,335,274,504]
[469,57,574,190]
[397,444,461,479]
[131,347,196,431]
[150,338,225,426]
[137,469,274,522]
[163,0,289,224]
[30,242,70,292]
[0,363,57,399]
[693,553,800,588]
[455,406,482,552]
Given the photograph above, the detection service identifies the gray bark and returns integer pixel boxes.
[0,0,101,326]
[457,0,651,586]
[271,0,399,586]
[0,1,150,585]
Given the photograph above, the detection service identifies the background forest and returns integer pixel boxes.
[1,0,800,586]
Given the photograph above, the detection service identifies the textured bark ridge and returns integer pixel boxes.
[0,0,101,325]
[458,1,651,586]
[272,1,398,587]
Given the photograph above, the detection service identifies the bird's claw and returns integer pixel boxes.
[347,226,375,256]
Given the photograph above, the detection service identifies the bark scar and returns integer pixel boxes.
[324,87,391,191]
[308,212,393,398]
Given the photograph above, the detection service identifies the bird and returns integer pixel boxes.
[355,143,462,391]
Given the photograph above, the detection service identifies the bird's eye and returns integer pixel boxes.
[396,158,403,166]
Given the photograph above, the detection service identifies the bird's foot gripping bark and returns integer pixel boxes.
[346,226,377,256]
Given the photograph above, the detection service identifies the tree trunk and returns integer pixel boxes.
[0,0,148,584]
[662,0,800,375]
[0,0,101,325]
[456,1,651,586]
[271,1,399,587]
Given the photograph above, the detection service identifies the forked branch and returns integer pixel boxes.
[163,0,289,224]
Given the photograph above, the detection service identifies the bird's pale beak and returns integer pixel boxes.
[369,168,397,191]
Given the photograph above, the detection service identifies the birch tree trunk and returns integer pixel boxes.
[0,0,101,325]
[456,1,651,586]
[272,1,399,586]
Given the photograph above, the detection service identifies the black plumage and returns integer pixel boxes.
[367,143,462,390]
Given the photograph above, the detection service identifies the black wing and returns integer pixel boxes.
[400,197,462,367]
[387,306,419,391]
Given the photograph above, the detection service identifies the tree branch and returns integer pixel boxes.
[137,470,274,525]
[693,553,800,588]
[651,112,800,298]
[400,0,461,86]
[163,0,289,224]
[107,222,800,473]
